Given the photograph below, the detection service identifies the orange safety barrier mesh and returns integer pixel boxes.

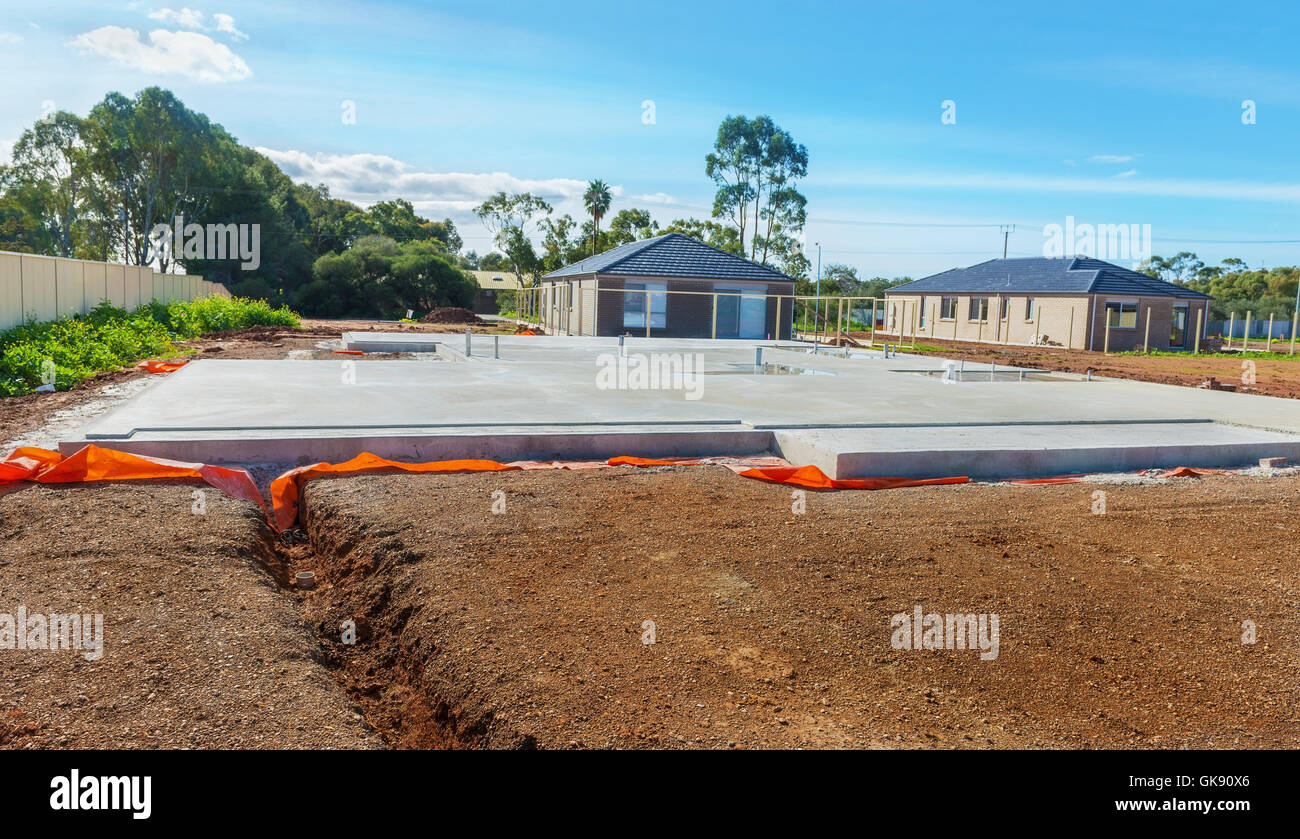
[1160,466,1228,478]
[735,463,969,491]
[136,359,189,374]
[0,444,268,517]
[270,452,522,530]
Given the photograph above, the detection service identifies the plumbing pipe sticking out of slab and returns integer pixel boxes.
[494,335,499,359]
[465,328,471,357]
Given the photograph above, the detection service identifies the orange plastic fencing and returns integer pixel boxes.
[1160,466,1229,478]
[136,359,189,374]
[270,452,522,530]
[735,463,969,491]
[0,444,267,516]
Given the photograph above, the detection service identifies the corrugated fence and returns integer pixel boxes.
[0,250,228,331]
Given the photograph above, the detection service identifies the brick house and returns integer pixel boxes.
[883,257,1213,352]
[536,233,796,339]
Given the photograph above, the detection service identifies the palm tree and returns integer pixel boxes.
[583,179,612,256]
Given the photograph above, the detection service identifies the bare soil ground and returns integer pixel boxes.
[287,466,1300,749]
[0,482,380,749]
[856,334,1300,399]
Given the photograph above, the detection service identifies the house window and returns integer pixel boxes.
[1025,298,1036,320]
[624,281,667,329]
[940,297,957,319]
[999,298,1009,320]
[968,297,989,322]
[1106,301,1138,329]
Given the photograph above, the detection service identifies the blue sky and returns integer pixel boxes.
[2,0,1299,278]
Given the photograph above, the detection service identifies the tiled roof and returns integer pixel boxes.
[888,257,1212,299]
[542,232,795,283]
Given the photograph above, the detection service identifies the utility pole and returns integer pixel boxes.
[1000,224,1015,259]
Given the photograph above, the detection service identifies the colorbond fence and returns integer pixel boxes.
[0,250,227,331]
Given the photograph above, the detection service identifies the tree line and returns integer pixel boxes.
[0,87,470,318]
[1140,253,1299,320]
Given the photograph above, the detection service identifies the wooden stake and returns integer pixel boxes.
[1268,313,1275,353]
[1194,307,1203,354]
[711,293,718,340]
[1143,306,1151,353]
[1227,312,1235,350]
[1244,310,1252,352]
[1067,307,1075,350]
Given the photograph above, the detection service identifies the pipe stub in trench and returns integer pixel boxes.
[295,571,317,590]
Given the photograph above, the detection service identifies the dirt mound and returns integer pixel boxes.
[200,325,339,341]
[420,307,484,325]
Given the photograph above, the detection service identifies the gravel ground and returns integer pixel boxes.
[293,466,1300,749]
[0,482,381,749]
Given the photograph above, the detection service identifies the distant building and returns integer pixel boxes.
[884,257,1212,351]
[468,270,522,315]
[537,233,796,338]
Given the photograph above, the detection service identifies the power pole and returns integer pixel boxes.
[1000,224,1015,259]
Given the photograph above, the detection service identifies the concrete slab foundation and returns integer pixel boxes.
[62,336,1300,478]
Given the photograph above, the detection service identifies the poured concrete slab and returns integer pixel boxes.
[342,331,441,353]
[774,421,1300,480]
[61,336,1300,477]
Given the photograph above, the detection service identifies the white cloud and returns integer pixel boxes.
[1086,154,1136,164]
[0,32,23,45]
[817,169,1300,204]
[148,7,205,29]
[146,8,248,40]
[632,192,676,205]
[212,13,247,40]
[1113,169,1139,179]
[257,147,602,217]
[69,26,251,82]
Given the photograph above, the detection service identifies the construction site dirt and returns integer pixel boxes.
[873,335,1300,400]
[4,465,1297,749]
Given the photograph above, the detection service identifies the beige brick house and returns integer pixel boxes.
[883,257,1212,352]
[536,233,796,339]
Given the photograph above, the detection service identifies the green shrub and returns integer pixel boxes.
[0,296,302,397]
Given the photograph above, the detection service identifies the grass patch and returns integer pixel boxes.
[0,297,300,397]
[1116,348,1298,360]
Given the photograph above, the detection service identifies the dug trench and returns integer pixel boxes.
[4,465,1299,749]
[283,465,1300,749]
